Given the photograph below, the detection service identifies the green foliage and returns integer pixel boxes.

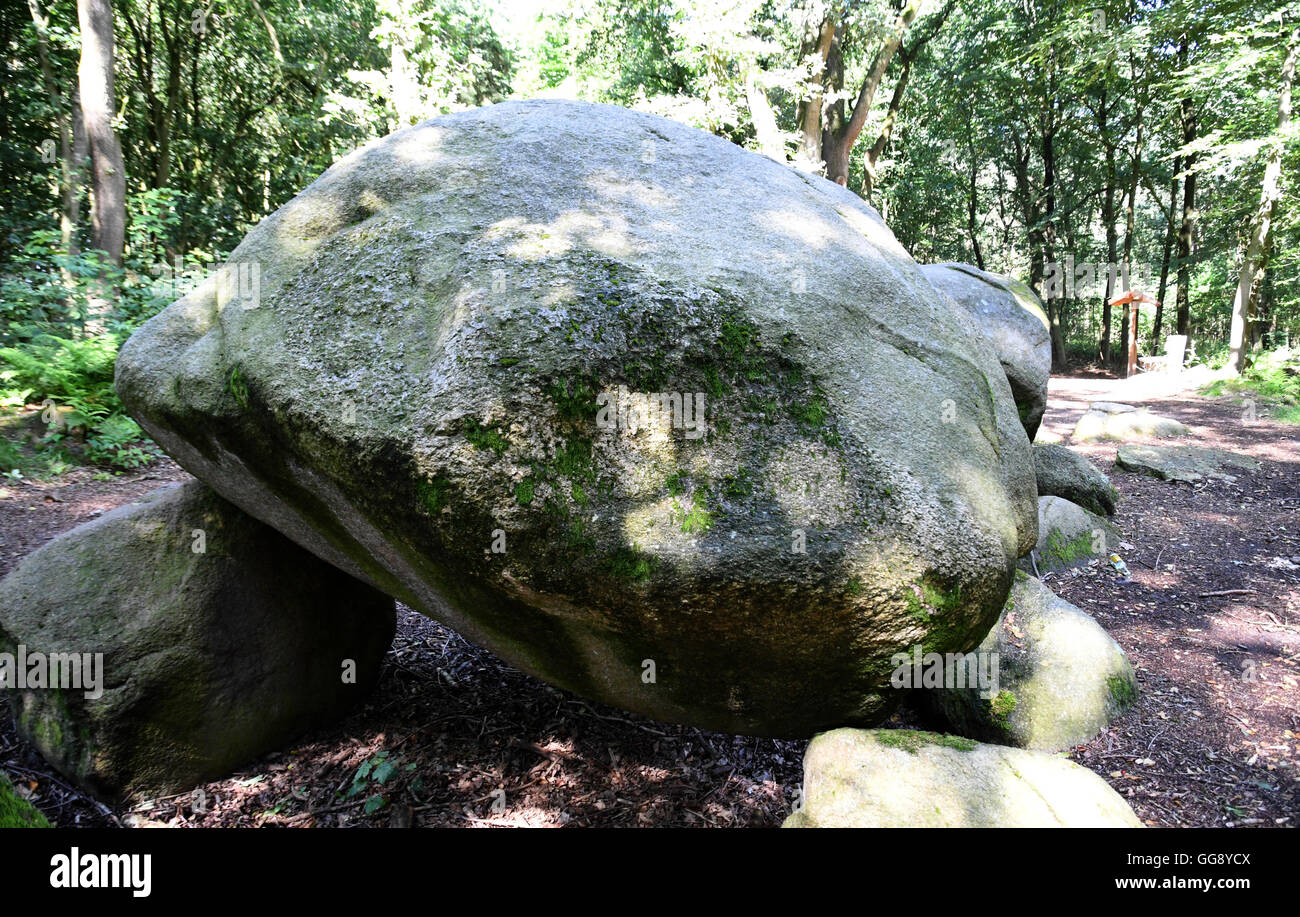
[0,438,33,478]
[0,334,118,407]
[343,749,420,816]
[0,333,158,473]
[85,415,154,469]
[1201,347,1300,423]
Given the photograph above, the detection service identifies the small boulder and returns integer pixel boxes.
[1073,403,1189,442]
[921,262,1052,438]
[1022,496,1118,574]
[1033,443,1117,515]
[1116,444,1261,484]
[925,572,1137,751]
[783,727,1144,827]
[0,482,396,800]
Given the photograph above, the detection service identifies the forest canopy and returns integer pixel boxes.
[0,0,1296,450]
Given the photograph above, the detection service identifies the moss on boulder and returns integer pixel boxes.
[784,727,1143,827]
[923,572,1138,751]
[1022,495,1119,574]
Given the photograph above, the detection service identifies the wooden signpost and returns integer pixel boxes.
[1108,289,1161,377]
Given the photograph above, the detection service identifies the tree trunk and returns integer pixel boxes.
[1042,129,1065,368]
[795,11,837,172]
[862,53,911,198]
[1119,77,1144,374]
[28,0,82,272]
[155,12,182,190]
[1228,28,1297,374]
[821,0,922,186]
[1100,156,1117,364]
[1174,145,1196,338]
[1152,155,1180,349]
[1174,36,1196,338]
[966,141,984,270]
[77,0,126,337]
[78,0,125,266]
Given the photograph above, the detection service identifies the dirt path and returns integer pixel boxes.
[2,373,1297,827]
[1040,368,1299,828]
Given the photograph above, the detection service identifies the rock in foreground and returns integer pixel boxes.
[1116,444,1260,484]
[921,262,1052,438]
[0,482,395,799]
[784,728,1144,827]
[1033,443,1117,515]
[116,100,1036,737]
[1023,496,1118,575]
[1073,402,1189,442]
[925,573,1137,751]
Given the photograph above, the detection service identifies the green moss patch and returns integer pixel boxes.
[1107,674,1138,710]
[1044,529,1096,567]
[874,729,977,754]
[606,543,657,582]
[674,489,713,534]
[225,365,250,409]
[0,774,51,828]
[990,689,1017,728]
[416,476,452,514]
[464,419,508,456]
[545,377,600,426]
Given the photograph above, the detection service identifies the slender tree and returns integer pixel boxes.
[1228,26,1298,374]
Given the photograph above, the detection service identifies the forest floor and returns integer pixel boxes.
[1,366,1296,828]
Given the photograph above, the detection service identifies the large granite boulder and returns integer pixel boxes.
[783,728,1144,827]
[1033,443,1117,515]
[0,482,395,799]
[925,572,1137,751]
[920,262,1052,439]
[116,99,1036,738]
